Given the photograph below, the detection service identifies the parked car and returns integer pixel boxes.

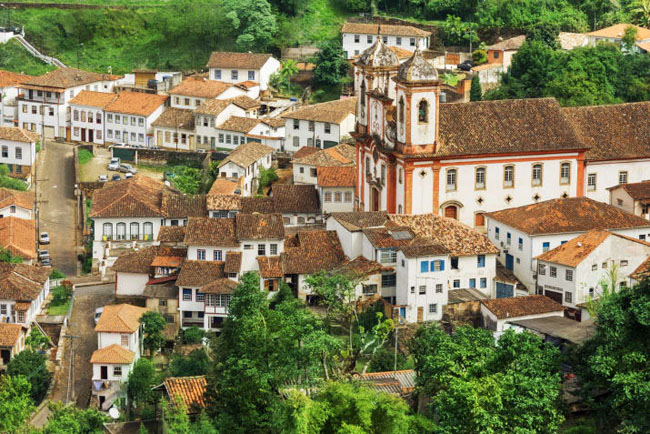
[98,174,108,182]
[125,172,133,179]
[38,250,50,260]
[107,157,120,171]
[41,258,52,267]
[457,60,473,71]
[39,232,50,245]
[111,174,121,181]
[118,163,137,174]
[94,307,104,325]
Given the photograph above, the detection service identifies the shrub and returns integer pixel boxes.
[183,326,205,344]
[472,49,488,64]
[257,167,279,193]
[49,269,65,280]
[50,285,70,306]
[77,149,92,165]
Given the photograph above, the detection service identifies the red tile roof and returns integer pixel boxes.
[176,260,225,287]
[281,230,345,275]
[587,23,650,40]
[317,166,355,187]
[0,188,34,211]
[481,295,564,320]
[0,126,39,143]
[207,52,274,69]
[235,213,285,240]
[631,256,650,281]
[292,146,320,160]
[270,184,320,214]
[224,251,242,274]
[69,90,118,108]
[608,180,650,201]
[95,304,148,333]
[164,376,207,413]
[170,78,233,99]
[217,141,273,169]
[90,344,135,364]
[0,70,31,88]
[184,217,238,247]
[21,68,120,90]
[283,98,356,124]
[341,22,430,37]
[0,323,25,347]
[0,217,35,260]
[90,176,171,218]
[105,91,168,116]
[257,256,283,278]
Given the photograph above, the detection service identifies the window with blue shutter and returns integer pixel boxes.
[477,255,485,268]
[420,261,429,273]
[495,227,500,240]
[543,242,550,252]
[440,260,445,271]
[480,278,487,289]
[469,278,476,288]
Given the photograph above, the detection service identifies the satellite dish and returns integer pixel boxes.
[109,407,120,419]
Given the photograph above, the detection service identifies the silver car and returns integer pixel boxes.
[118,163,137,174]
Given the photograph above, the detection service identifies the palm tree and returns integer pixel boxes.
[279,59,299,92]
[632,0,650,27]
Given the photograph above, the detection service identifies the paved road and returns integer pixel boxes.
[37,141,77,275]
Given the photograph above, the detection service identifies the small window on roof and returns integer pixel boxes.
[391,231,412,241]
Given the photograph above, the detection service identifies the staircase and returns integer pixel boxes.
[14,35,66,68]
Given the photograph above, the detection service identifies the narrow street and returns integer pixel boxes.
[37,141,78,275]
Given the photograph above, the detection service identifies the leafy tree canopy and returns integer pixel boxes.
[8,349,51,404]
[0,375,34,432]
[313,40,349,87]
[127,357,158,408]
[140,311,167,356]
[170,349,210,377]
[42,402,107,434]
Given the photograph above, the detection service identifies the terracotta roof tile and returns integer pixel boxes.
[0,217,35,259]
[69,90,117,108]
[170,78,232,99]
[95,304,147,333]
[270,184,320,214]
[176,260,225,287]
[161,192,207,218]
[223,251,242,274]
[631,256,650,281]
[262,117,285,129]
[152,108,196,130]
[113,246,186,274]
[0,188,33,211]
[291,144,356,167]
[90,176,171,218]
[230,95,260,110]
[164,376,207,413]
[0,263,48,301]
[481,295,564,320]
[0,126,39,143]
[0,70,31,88]
[488,35,526,51]
[341,22,430,37]
[292,146,320,160]
[195,99,234,117]
[333,256,393,277]
[22,68,120,90]
[363,226,415,248]
[562,102,650,161]
[236,213,285,240]
[486,197,650,235]
[150,255,184,268]
[184,217,238,247]
[206,194,241,211]
[317,166,355,187]
[0,323,24,347]
[208,179,239,196]
[157,226,186,243]
[218,141,273,169]
[200,278,238,294]
[587,24,650,40]
[281,230,345,275]
[257,256,283,278]
[217,116,261,133]
[330,211,389,232]
[240,197,276,214]
[105,91,168,116]
[90,344,135,364]
[283,98,356,124]
[399,243,450,258]
[207,52,274,69]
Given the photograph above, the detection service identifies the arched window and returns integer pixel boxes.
[365,156,371,176]
[143,222,153,241]
[418,100,428,123]
[398,168,403,184]
[560,162,570,184]
[398,204,403,214]
[102,223,113,240]
[532,164,543,186]
[130,222,140,240]
[116,223,126,240]
[444,205,458,220]
[475,167,486,189]
[398,97,405,124]
[504,165,514,187]
[360,80,366,115]
[446,168,457,191]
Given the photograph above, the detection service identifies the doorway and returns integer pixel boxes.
[505,254,514,270]
[81,129,86,142]
[88,129,94,143]
[545,290,563,304]
[496,282,514,298]
[417,307,424,322]
[371,188,380,211]
[100,366,108,380]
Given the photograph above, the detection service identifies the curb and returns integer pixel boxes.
[72,280,114,288]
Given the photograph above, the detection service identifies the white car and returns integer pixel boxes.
[125,172,133,179]
[39,232,50,244]
[98,174,108,182]
[107,157,120,171]
[118,163,137,174]
[94,307,104,325]
[38,250,50,260]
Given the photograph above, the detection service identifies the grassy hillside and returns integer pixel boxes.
[2,0,349,75]
[0,39,56,76]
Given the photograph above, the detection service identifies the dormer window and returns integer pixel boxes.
[418,100,428,123]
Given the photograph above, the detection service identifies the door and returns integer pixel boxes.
[157,131,163,148]
[545,290,563,304]
[444,205,458,219]
[100,366,108,380]
[417,307,424,322]
[371,188,380,212]
[496,282,514,298]
[505,254,514,271]
[0,349,10,365]
[88,129,94,143]
[81,129,86,142]
[399,307,406,320]
[43,126,55,139]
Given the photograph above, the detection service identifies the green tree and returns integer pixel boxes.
[280,59,299,89]
[170,349,210,377]
[575,279,650,433]
[0,375,34,432]
[631,0,650,27]
[140,311,167,356]
[440,15,478,46]
[25,328,50,351]
[163,396,191,434]
[127,357,157,409]
[223,0,278,51]
[527,21,561,49]
[472,49,487,64]
[622,25,639,51]
[470,75,482,101]
[8,349,51,403]
[0,246,23,263]
[43,402,107,434]
[411,324,564,432]
[182,325,205,344]
[170,166,201,195]
[313,40,349,87]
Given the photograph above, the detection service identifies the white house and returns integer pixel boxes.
[245,117,285,151]
[69,90,117,145]
[206,51,281,93]
[317,166,355,213]
[194,99,246,151]
[0,188,34,220]
[214,116,263,151]
[485,197,650,292]
[104,91,168,147]
[341,22,430,59]
[18,68,122,140]
[608,180,650,220]
[91,304,147,410]
[169,78,247,110]
[326,211,391,260]
[283,98,356,151]
[268,184,321,226]
[217,141,274,196]
[292,144,356,185]
[0,126,39,184]
[586,23,650,52]
[112,246,186,296]
[152,107,196,151]
[535,230,650,310]
[0,70,31,127]
[480,295,565,334]
[0,263,50,326]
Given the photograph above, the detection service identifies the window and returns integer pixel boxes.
[307,137,313,147]
[213,250,222,261]
[138,117,144,127]
[270,243,278,255]
[518,237,523,251]
[429,304,437,313]
[131,116,136,126]
[367,35,373,43]
[504,165,514,187]
[495,227,500,240]
[143,222,153,239]
[183,288,192,301]
[446,169,457,191]
[107,129,113,139]
[114,367,122,377]
[480,278,487,289]
[97,130,102,140]
[324,123,331,134]
[431,260,444,271]
[565,269,573,281]
[73,110,79,121]
[248,70,255,80]
[15,148,22,160]
[121,334,129,346]
[396,36,402,45]
[293,119,300,130]
[550,266,557,278]
[453,280,460,289]
[379,250,396,263]
[17,311,24,322]
[619,171,628,184]
[184,311,192,318]
[231,70,238,80]
[469,278,476,288]
[196,290,205,302]
[310,168,317,177]
[592,264,597,271]
[475,167,486,189]
[308,121,315,132]
[587,173,596,191]
[233,135,239,145]
[418,100,428,123]
[589,287,595,297]
[258,244,266,256]
[115,223,126,240]
[363,284,377,295]
[381,274,396,287]
[532,164,543,185]
[292,136,299,147]
[451,256,459,269]
[398,168,403,184]
[1,146,7,158]
[243,244,253,250]
[419,285,426,295]
[420,261,429,273]
[602,262,608,269]
[477,255,485,268]
[354,34,360,43]
[506,232,511,245]
[344,191,353,202]
[565,292,572,303]
[560,162,570,184]
[410,37,416,46]
[197,249,206,261]
[214,69,222,80]
[542,241,550,252]
[159,299,167,307]
[620,260,628,267]
[436,284,443,293]
[410,286,415,294]
[324,192,332,202]
[0,304,5,315]
[334,192,342,202]
[383,36,388,43]
[102,223,113,239]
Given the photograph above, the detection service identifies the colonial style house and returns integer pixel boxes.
[244,117,285,151]
[485,197,650,291]
[485,35,526,71]
[194,99,247,151]
[0,263,50,326]
[91,304,147,410]
[608,180,650,219]
[268,184,321,226]
[317,166,356,213]
[216,141,274,196]
[535,230,650,310]
[207,52,281,95]
[152,108,196,151]
[18,68,122,140]
[0,70,31,127]
[214,116,264,150]
[0,126,39,184]
[0,323,28,367]
[481,295,565,334]
[292,144,355,185]
[341,22,430,59]
[112,246,186,296]
[283,98,356,151]
[169,78,247,110]
[69,90,117,145]
[104,91,168,147]
[0,217,36,263]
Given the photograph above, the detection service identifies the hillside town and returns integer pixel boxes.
[0,6,648,433]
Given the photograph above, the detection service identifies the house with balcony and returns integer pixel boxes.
[207,51,281,96]
[91,304,147,410]
[0,70,31,127]
[216,141,273,196]
[283,98,356,151]
[69,90,118,145]
[18,68,122,140]
[0,263,50,327]
[0,187,34,220]
[104,91,168,147]
[0,126,39,184]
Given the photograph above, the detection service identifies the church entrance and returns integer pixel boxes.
[371,188,380,211]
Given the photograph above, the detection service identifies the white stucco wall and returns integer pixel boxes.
[585,159,650,203]
[342,33,428,59]
[115,272,149,296]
